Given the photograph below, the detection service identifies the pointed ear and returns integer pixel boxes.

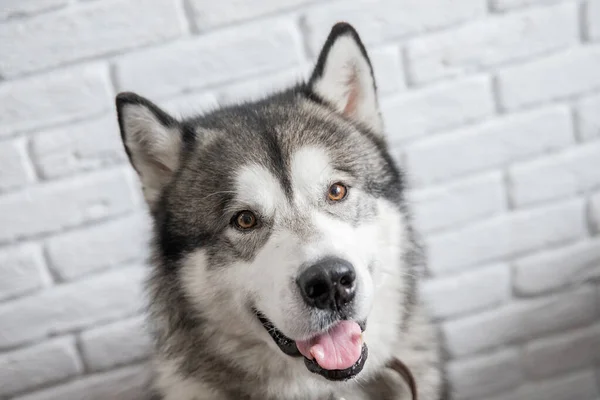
[116,92,182,209]
[308,23,382,135]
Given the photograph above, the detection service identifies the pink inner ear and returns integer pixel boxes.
[342,67,360,117]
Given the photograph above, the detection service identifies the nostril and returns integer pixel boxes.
[339,271,355,288]
[307,280,329,299]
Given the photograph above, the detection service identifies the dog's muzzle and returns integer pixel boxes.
[254,309,368,381]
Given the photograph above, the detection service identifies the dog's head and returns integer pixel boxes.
[117,23,411,383]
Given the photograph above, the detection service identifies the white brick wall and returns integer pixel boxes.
[1,1,599,399]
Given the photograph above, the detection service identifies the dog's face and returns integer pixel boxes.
[117,24,409,383]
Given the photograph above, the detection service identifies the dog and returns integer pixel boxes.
[116,22,444,400]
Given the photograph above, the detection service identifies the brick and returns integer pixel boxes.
[491,0,576,11]
[188,0,311,29]
[80,316,151,372]
[509,141,600,207]
[30,117,125,179]
[218,66,310,104]
[406,2,578,84]
[409,172,506,233]
[587,0,600,40]
[523,323,600,379]
[116,18,304,99]
[514,239,600,295]
[0,337,83,397]
[0,244,49,302]
[514,370,599,400]
[381,76,494,143]
[421,263,510,320]
[592,191,600,233]
[304,0,486,54]
[0,0,185,77]
[0,138,34,191]
[0,64,112,136]
[14,364,153,400]
[498,46,600,110]
[159,92,219,119]
[0,266,145,349]
[0,0,67,20]
[46,213,149,281]
[448,348,523,399]
[369,45,406,95]
[576,93,600,140]
[443,285,597,358]
[427,199,585,275]
[0,168,135,243]
[405,105,573,186]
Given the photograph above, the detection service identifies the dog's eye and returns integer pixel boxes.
[327,183,348,202]
[233,211,258,230]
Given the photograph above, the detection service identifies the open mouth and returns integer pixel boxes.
[254,310,367,381]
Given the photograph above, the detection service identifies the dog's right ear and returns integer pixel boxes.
[116,92,182,209]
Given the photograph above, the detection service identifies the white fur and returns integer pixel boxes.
[233,163,288,217]
[312,35,382,134]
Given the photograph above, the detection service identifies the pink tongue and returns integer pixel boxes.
[296,321,362,370]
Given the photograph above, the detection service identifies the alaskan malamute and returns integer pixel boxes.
[116,23,444,400]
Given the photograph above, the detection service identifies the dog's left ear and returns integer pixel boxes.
[115,92,183,209]
[308,23,382,135]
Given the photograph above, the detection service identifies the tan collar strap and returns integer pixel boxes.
[386,358,418,400]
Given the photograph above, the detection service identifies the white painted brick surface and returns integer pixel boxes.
[406,2,578,84]
[0,169,135,243]
[0,244,50,302]
[45,213,149,281]
[405,105,573,186]
[491,0,576,11]
[303,0,487,53]
[0,138,35,191]
[0,337,83,397]
[514,239,600,295]
[577,93,600,141]
[30,117,126,179]
[509,370,599,400]
[159,91,219,118]
[382,76,494,143]
[0,65,112,136]
[443,285,597,358]
[187,0,311,30]
[426,199,586,274]
[116,19,304,99]
[0,0,68,20]
[522,323,600,379]
[0,0,186,77]
[79,316,151,372]
[591,191,600,232]
[409,172,506,233]
[2,1,600,398]
[497,46,600,110]
[0,266,145,350]
[14,364,153,400]
[217,65,310,104]
[509,141,600,207]
[448,348,524,399]
[588,0,600,41]
[421,263,510,320]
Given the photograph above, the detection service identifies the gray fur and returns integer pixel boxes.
[116,23,445,400]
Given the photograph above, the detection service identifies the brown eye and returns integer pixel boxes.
[234,211,257,230]
[327,183,348,202]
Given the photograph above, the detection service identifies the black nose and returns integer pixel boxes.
[297,257,356,311]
